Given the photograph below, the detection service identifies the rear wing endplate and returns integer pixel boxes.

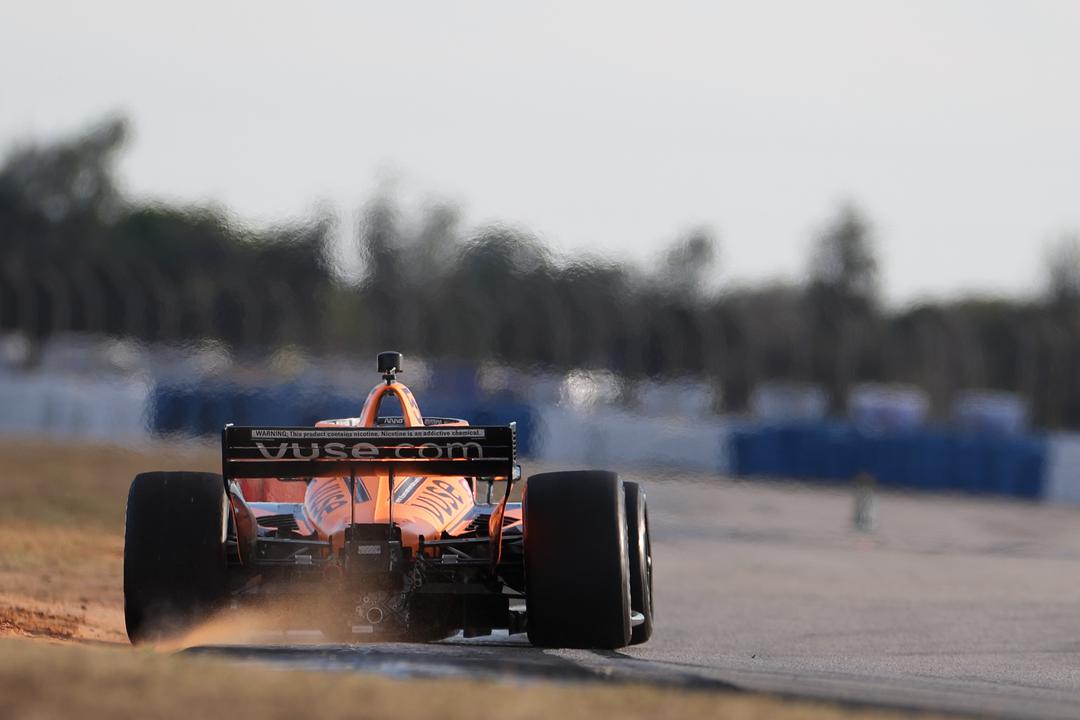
[221,424,516,480]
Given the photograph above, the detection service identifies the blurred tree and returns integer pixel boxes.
[0,115,128,248]
[559,259,633,372]
[806,203,878,412]
[658,227,717,299]
[409,204,460,286]
[1044,232,1080,308]
[356,195,406,348]
[0,114,335,346]
[357,195,404,290]
[808,203,878,304]
[0,116,129,337]
[1038,232,1080,425]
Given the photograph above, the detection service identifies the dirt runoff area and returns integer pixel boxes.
[0,439,959,720]
[0,439,220,643]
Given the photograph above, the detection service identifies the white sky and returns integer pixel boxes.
[3,1,1079,304]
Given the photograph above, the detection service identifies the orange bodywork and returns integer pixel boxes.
[237,380,520,555]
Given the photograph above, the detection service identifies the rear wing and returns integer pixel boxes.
[221,423,517,481]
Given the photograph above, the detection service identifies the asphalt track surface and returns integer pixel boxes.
[189,474,1080,719]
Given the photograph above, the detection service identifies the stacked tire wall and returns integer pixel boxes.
[729,421,1047,499]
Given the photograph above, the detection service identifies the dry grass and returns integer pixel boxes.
[0,439,220,643]
[0,438,220,532]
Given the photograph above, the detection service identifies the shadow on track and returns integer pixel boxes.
[183,635,737,691]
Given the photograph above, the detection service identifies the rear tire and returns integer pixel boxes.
[124,471,229,644]
[524,470,631,648]
[624,481,654,644]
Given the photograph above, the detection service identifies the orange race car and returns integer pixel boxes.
[123,352,653,649]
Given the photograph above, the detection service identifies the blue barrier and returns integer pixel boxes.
[730,421,1047,499]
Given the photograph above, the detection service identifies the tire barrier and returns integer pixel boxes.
[730,421,1047,499]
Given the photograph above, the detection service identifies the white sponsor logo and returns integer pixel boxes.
[252,440,486,461]
[254,442,380,459]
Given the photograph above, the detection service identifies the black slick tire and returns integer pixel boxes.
[624,481,654,644]
[523,470,631,649]
[124,471,228,644]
